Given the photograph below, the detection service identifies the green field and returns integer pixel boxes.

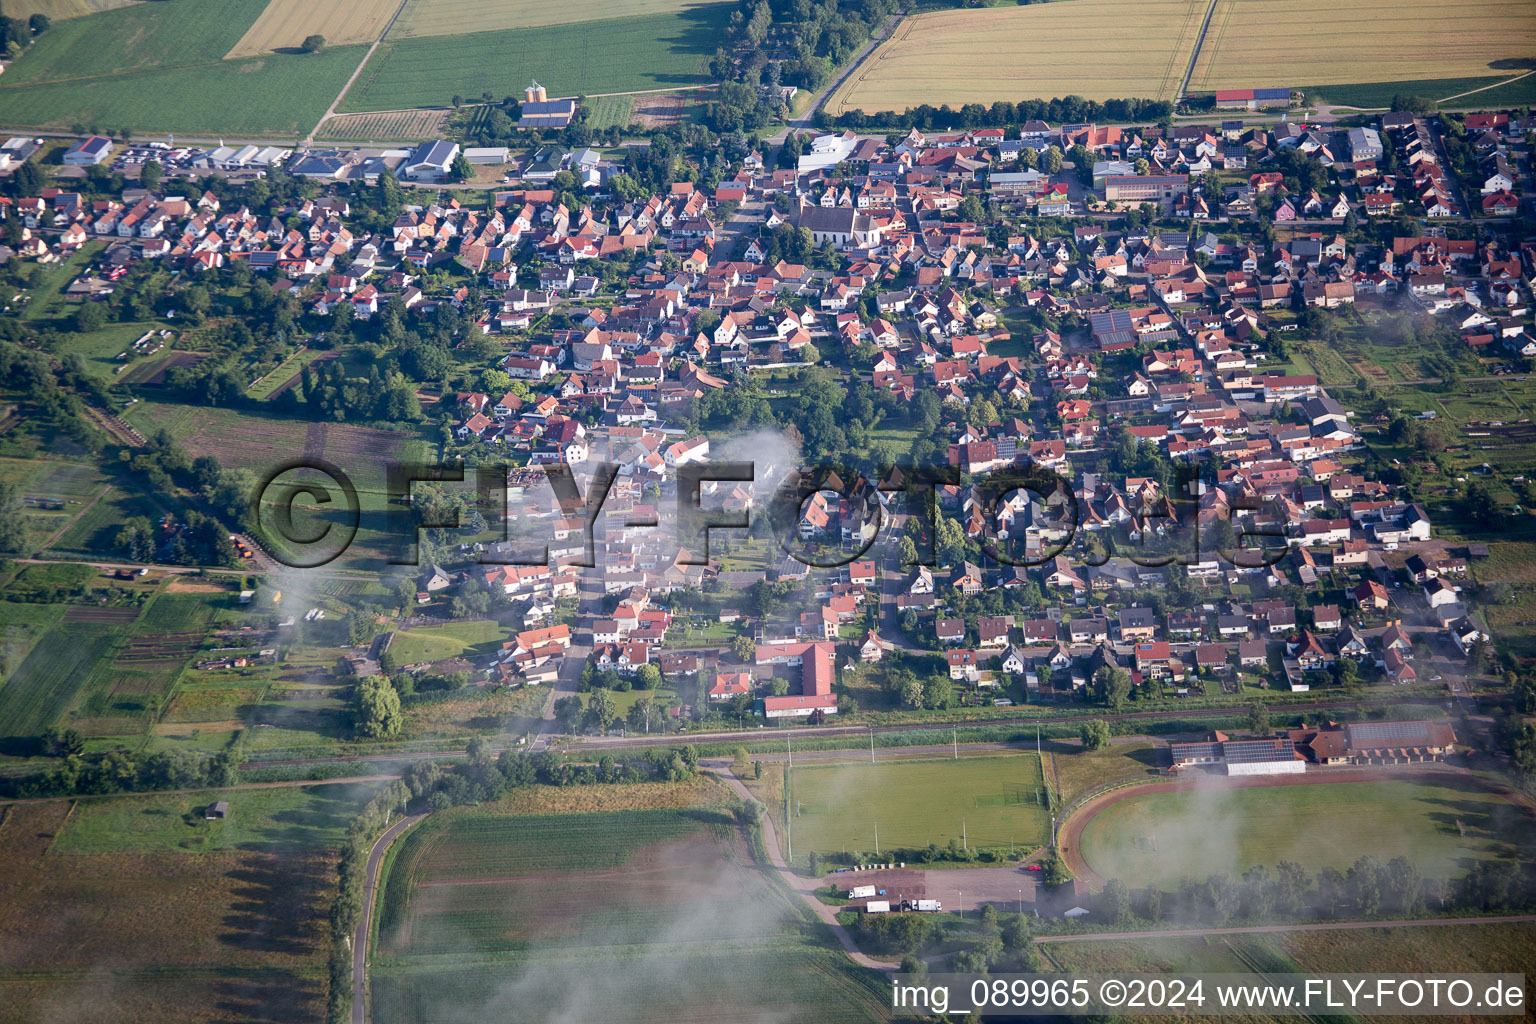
[0,620,124,737]
[0,45,364,135]
[1078,777,1536,890]
[584,93,636,130]
[342,8,729,112]
[1307,74,1536,109]
[372,806,888,1024]
[388,619,504,665]
[788,752,1049,856]
[0,0,259,84]
[53,781,387,854]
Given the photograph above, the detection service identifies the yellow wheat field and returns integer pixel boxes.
[0,0,136,21]
[224,0,400,58]
[827,0,1209,115]
[1190,0,1536,91]
[390,0,732,38]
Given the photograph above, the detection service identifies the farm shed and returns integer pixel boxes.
[206,801,230,820]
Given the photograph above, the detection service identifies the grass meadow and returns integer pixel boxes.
[342,7,730,112]
[54,780,386,854]
[1077,777,1536,890]
[788,752,1049,856]
[388,619,504,665]
[372,804,889,1024]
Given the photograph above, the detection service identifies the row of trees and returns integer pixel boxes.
[1096,852,1536,928]
[0,744,242,799]
[821,95,1175,132]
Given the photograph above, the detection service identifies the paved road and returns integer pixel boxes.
[1036,914,1536,944]
[308,0,413,145]
[784,8,907,130]
[353,811,426,1024]
[715,767,898,971]
[1174,0,1221,103]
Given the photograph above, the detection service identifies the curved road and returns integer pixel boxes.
[715,767,899,972]
[353,812,427,1024]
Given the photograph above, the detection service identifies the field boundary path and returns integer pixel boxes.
[792,7,907,128]
[1174,0,1221,103]
[354,811,427,1024]
[716,766,898,972]
[1438,68,1536,103]
[308,0,414,145]
[34,483,111,554]
[1036,914,1536,944]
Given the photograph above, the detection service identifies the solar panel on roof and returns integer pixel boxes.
[1221,740,1295,763]
[1349,721,1429,743]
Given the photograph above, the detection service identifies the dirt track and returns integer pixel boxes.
[1057,766,1533,890]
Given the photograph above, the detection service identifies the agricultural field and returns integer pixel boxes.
[246,347,325,400]
[372,805,888,1024]
[787,752,1049,857]
[826,0,1207,114]
[316,107,452,143]
[0,44,365,135]
[0,619,125,738]
[584,93,636,130]
[1076,776,1536,891]
[391,0,734,38]
[1189,0,1536,97]
[341,7,730,112]
[0,0,138,21]
[225,0,397,58]
[0,788,369,1024]
[1277,920,1536,976]
[0,0,260,85]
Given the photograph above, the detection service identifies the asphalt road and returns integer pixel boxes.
[353,811,426,1024]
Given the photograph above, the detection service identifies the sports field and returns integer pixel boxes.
[826,0,1208,114]
[341,7,729,111]
[225,0,398,58]
[1077,776,1536,890]
[789,752,1049,856]
[1189,0,1536,95]
[372,805,888,1023]
[391,0,732,38]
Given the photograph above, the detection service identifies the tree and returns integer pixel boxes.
[732,635,756,662]
[584,689,617,734]
[0,480,27,555]
[634,663,661,690]
[1247,700,1270,737]
[139,159,162,191]
[1091,665,1132,709]
[1080,719,1111,751]
[626,697,654,734]
[554,695,583,732]
[353,676,403,739]
[73,300,107,333]
[1099,878,1131,924]
[1043,146,1063,175]
[28,13,49,35]
[451,153,474,183]
[300,34,325,53]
